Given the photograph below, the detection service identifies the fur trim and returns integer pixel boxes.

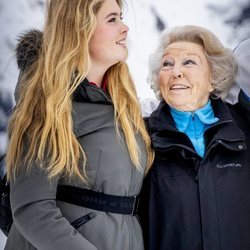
[15,29,43,71]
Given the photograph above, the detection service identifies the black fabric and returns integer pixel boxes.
[15,29,42,71]
[73,78,112,104]
[228,89,250,150]
[0,178,139,237]
[139,98,250,250]
[0,154,12,236]
[57,185,139,215]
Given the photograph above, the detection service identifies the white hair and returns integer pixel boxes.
[147,25,238,100]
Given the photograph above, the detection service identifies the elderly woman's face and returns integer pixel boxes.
[159,41,214,111]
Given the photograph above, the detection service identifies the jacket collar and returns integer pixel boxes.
[73,78,112,104]
[148,98,245,145]
[148,100,176,132]
[169,100,219,133]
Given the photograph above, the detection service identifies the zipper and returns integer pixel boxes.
[191,112,199,141]
[71,212,95,229]
[88,84,112,103]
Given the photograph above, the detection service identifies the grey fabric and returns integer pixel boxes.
[6,29,147,249]
[226,38,250,104]
[234,38,250,97]
[5,83,147,250]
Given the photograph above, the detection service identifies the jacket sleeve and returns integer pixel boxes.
[10,162,97,250]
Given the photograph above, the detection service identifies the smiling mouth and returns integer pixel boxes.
[116,39,126,46]
[170,84,189,90]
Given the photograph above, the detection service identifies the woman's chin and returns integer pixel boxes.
[167,100,197,112]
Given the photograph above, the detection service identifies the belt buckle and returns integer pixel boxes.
[131,195,140,216]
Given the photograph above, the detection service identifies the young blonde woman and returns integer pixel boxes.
[5,0,153,249]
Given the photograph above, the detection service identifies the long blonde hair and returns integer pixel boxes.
[6,0,153,182]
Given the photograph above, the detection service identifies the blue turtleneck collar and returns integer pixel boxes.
[170,100,219,157]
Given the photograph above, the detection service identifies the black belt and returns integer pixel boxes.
[56,185,140,215]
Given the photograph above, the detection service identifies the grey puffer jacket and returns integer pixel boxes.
[5,30,147,250]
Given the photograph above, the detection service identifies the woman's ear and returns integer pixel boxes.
[209,81,214,93]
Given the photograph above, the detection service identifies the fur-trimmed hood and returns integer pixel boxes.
[16,29,43,71]
[14,29,42,102]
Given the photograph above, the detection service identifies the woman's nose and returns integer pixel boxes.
[172,65,183,78]
[121,22,129,33]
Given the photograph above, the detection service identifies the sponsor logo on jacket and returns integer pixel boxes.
[216,163,242,168]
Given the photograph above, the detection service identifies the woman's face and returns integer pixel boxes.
[159,41,214,111]
[89,0,129,70]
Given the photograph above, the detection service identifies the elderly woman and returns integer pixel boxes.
[140,25,250,250]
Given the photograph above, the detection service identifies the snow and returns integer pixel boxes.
[0,0,249,247]
[124,0,247,98]
[0,0,247,101]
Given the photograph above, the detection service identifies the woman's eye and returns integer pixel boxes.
[162,61,173,67]
[184,59,196,65]
[108,18,117,23]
